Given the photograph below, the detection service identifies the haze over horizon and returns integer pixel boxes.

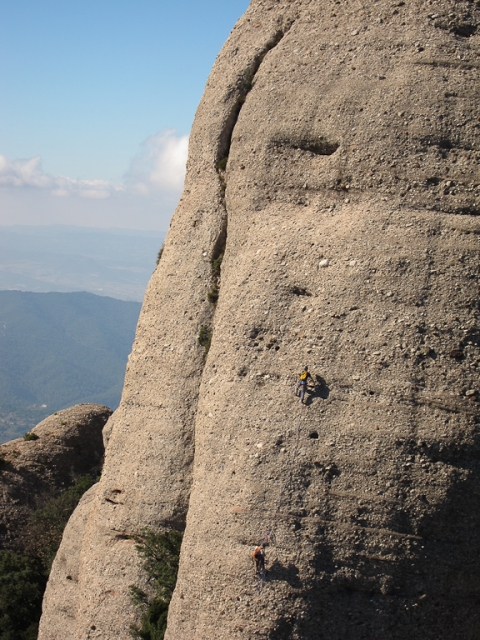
[0,224,164,301]
[0,0,249,232]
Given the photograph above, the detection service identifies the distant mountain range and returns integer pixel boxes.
[0,290,141,442]
[0,225,164,301]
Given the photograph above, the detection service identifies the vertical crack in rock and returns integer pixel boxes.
[216,28,289,170]
[148,28,296,637]
[193,31,294,363]
[205,26,291,342]
[164,24,294,638]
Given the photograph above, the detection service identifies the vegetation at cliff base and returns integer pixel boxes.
[26,474,96,572]
[0,474,96,639]
[130,529,183,640]
[0,551,46,640]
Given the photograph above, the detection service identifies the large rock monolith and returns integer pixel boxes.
[40,1,480,638]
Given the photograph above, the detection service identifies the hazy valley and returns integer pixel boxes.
[0,225,164,302]
[0,290,140,442]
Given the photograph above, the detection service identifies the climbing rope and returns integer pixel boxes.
[272,401,303,524]
[253,397,305,590]
[254,565,267,592]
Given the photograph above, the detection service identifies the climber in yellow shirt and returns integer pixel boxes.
[295,365,314,403]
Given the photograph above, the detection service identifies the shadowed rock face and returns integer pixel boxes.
[40,1,479,638]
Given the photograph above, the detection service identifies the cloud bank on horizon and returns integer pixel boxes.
[0,129,188,199]
[0,130,188,230]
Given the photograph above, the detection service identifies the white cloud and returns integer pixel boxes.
[0,155,53,189]
[0,154,118,199]
[0,129,188,203]
[0,130,189,230]
[125,130,189,194]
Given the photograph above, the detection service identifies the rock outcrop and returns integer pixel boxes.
[0,404,110,554]
[40,1,479,638]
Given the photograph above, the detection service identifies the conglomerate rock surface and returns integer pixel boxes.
[40,1,480,638]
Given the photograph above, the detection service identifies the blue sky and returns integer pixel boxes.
[0,0,249,230]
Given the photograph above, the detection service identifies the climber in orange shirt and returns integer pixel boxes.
[252,542,266,575]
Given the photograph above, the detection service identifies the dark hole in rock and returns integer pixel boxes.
[437,139,453,150]
[291,286,312,297]
[249,326,262,339]
[309,431,319,439]
[449,349,464,360]
[452,23,477,38]
[426,177,441,186]
[421,136,473,152]
[294,139,339,156]
[272,137,339,157]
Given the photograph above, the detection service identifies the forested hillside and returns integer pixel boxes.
[0,291,140,442]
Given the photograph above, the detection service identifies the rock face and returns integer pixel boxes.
[40,0,480,638]
[0,404,110,554]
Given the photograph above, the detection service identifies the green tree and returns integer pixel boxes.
[26,474,96,572]
[130,530,183,640]
[0,474,97,640]
[0,551,46,640]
